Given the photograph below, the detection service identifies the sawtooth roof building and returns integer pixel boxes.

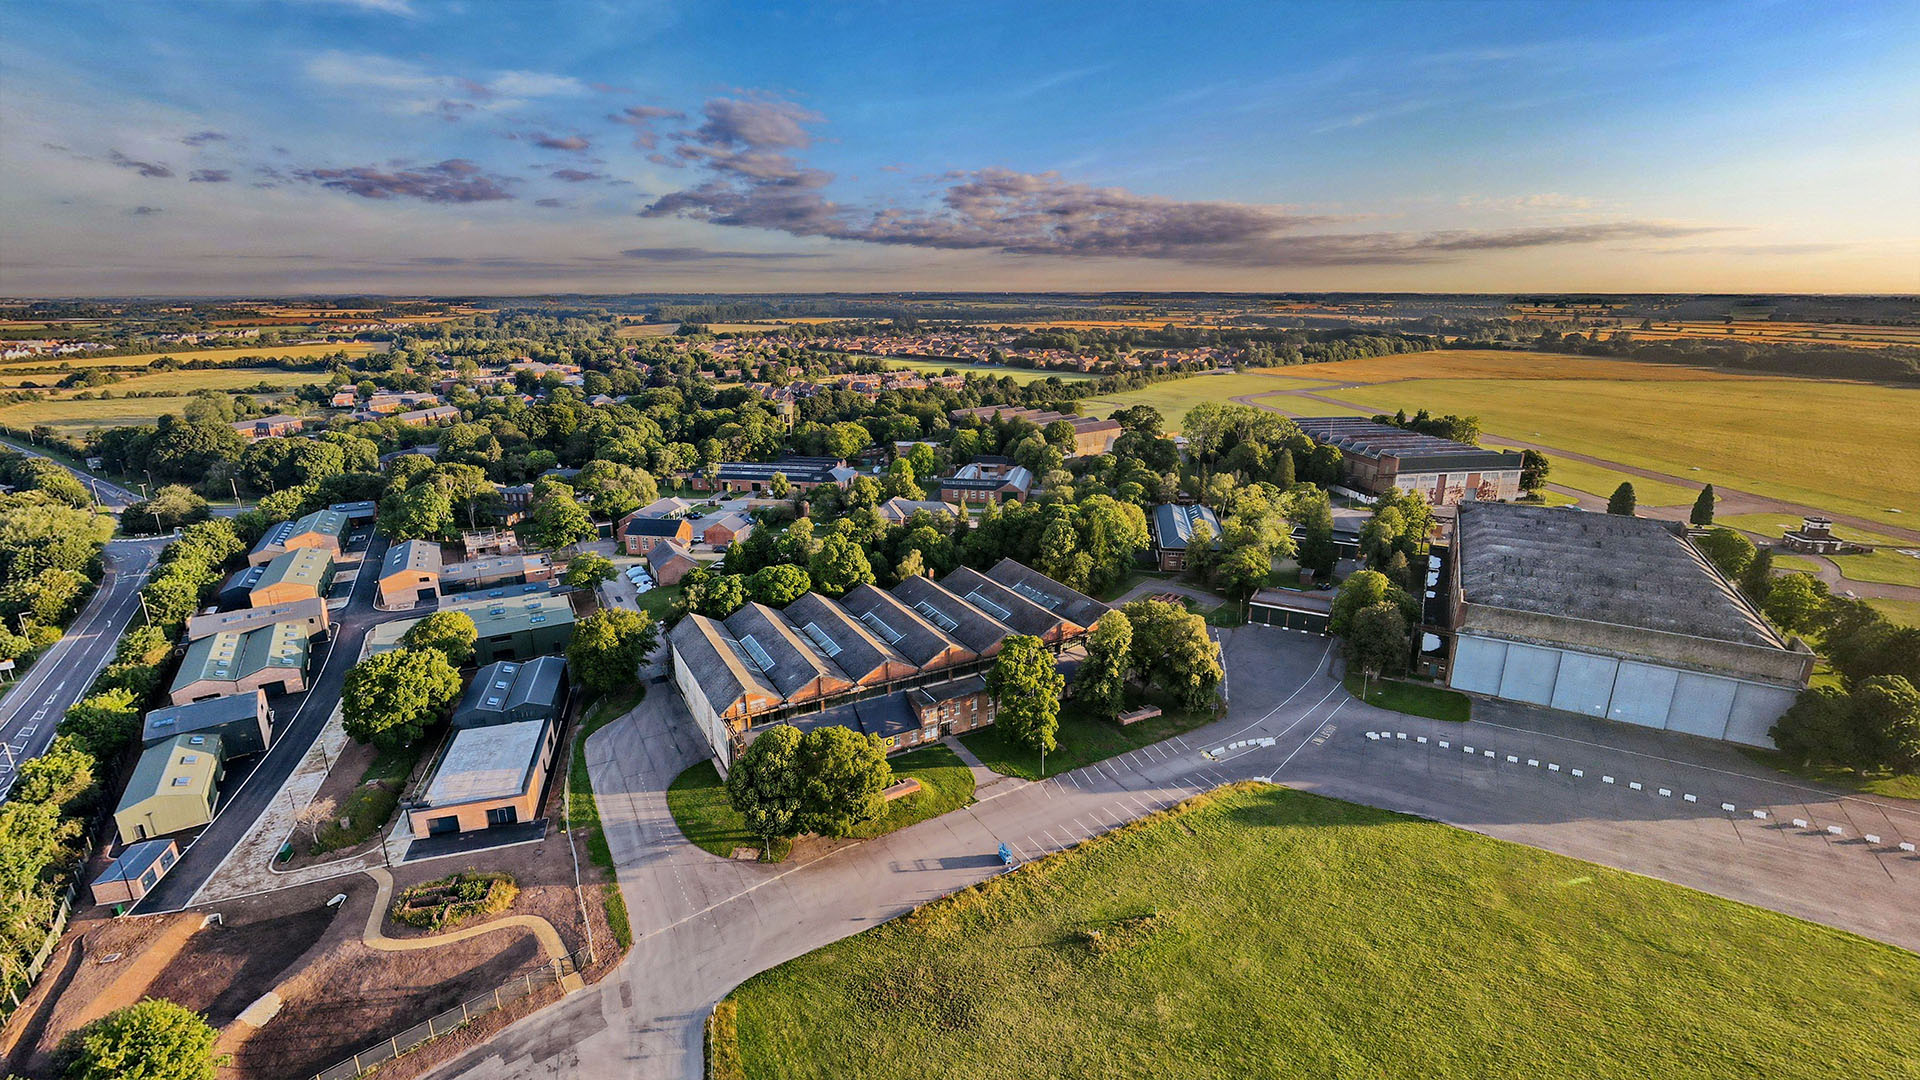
[1444,502,1812,747]
[669,559,1105,770]
[1295,416,1524,506]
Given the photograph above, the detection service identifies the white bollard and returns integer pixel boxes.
[1396,733,1407,740]
[1865,834,1881,845]
[1658,788,1672,797]
[1683,794,1697,803]
[1366,732,1379,741]
[1416,736,1427,744]
[1603,776,1615,784]
[1484,750,1495,758]
[1792,818,1810,829]
[1548,764,1560,772]
[1507,755,1519,763]
[1463,745,1475,754]
[1826,825,1844,836]
[1527,759,1540,767]
[1752,810,1767,820]
[1900,842,1916,853]
[1571,769,1583,777]
[1439,741,1450,748]
[1721,803,1736,812]
[1629,782,1643,791]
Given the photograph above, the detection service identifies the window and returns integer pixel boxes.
[485,696,503,706]
[172,777,192,787]
[799,622,842,657]
[738,635,776,673]
[187,734,205,744]
[486,806,519,827]
[140,870,158,889]
[1009,582,1062,610]
[181,754,199,764]
[965,590,1012,621]
[858,611,904,645]
[913,600,959,633]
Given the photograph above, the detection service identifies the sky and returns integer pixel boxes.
[2,0,1917,297]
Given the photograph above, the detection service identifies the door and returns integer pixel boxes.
[427,815,460,835]
[486,806,518,827]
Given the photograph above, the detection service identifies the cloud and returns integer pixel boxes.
[292,158,516,202]
[550,168,602,182]
[688,96,821,150]
[128,205,163,216]
[618,246,822,262]
[610,104,685,148]
[531,132,591,152]
[107,150,174,178]
[302,51,587,115]
[188,169,232,183]
[534,197,565,208]
[181,130,229,146]
[288,0,417,14]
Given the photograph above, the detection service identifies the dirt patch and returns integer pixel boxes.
[4,910,203,1076]
[154,905,337,1026]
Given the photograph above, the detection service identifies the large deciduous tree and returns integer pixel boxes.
[1072,610,1133,721]
[988,634,1064,757]
[342,648,461,750]
[725,724,805,850]
[1121,599,1223,711]
[1345,601,1410,679]
[568,608,660,694]
[794,726,893,837]
[397,610,478,667]
[809,531,874,596]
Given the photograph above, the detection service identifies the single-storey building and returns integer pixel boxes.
[407,718,558,837]
[247,548,335,608]
[329,499,378,524]
[185,597,328,641]
[442,553,554,594]
[114,734,224,844]
[89,839,180,907]
[1248,588,1333,633]
[453,656,569,729]
[168,621,312,705]
[631,496,695,520]
[646,539,700,586]
[440,590,577,664]
[1151,503,1221,572]
[878,497,960,525]
[248,508,350,567]
[698,511,753,549]
[789,675,996,754]
[378,539,444,609]
[141,690,271,757]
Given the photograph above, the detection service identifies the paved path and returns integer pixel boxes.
[0,536,168,803]
[360,867,583,991]
[429,628,1919,1080]
[1237,384,1920,545]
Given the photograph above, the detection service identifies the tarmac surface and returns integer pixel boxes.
[429,625,1920,1080]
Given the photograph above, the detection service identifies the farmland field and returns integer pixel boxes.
[0,368,332,436]
[1077,371,1347,429]
[1215,350,1917,525]
[877,358,1101,384]
[0,341,378,370]
[719,784,1920,1080]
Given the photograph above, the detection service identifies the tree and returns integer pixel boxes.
[124,485,208,532]
[568,608,659,694]
[59,688,141,760]
[988,635,1063,759]
[12,735,93,809]
[1694,527,1756,579]
[1121,599,1224,710]
[768,471,791,499]
[809,532,874,596]
[1329,570,1407,636]
[1606,482,1637,516]
[526,481,595,550]
[58,998,225,1080]
[1182,519,1219,582]
[563,552,618,589]
[1853,675,1920,772]
[1689,484,1716,526]
[794,726,892,837]
[294,796,337,851]
[1345,601,1409,682]
[1739,547,1775,606]
[1762,572,1829,636]
[683,568,748,618]
[725,724,804,850]
[342,648,461,750]
[1073,610,1133,721]
[1293,487,1337,577]
[748,563,811,607]
[1519,449,1551,494]
[397,610,478,667]
[1771,686,1860,767]
[378,481,454,541]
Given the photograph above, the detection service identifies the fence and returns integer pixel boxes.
[0,884,77,1028]
[308,946,593,1080]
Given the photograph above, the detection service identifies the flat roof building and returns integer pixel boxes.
[938,456,1034,505]
[442,553,554,594]
[169,621,312,705]
[185,597,328,641]
[141,690,271,757]
[407,717,557,838]
[1445,502,1813,747]
[683,456,856,494]
[114,734,224,844]
[1295,416,1524,506]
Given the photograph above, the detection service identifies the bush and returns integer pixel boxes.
[390,870,518,932]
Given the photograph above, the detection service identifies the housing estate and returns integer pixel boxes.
[247,508,350,566]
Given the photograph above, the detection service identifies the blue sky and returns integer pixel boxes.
[3,0,1916,295]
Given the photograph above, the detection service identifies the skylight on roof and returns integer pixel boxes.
[913,600,960,633]
[965,590,1012,621]
[799,621,842,657]
[1008,582,1062,609]
[739,634,776,672]
[857,611,904,644]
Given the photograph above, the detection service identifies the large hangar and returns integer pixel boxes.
[1445,503,1812,747]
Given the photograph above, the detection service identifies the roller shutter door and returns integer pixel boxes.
[1496,643,1561,706]
[1726,682,1794,748]
[1609,662,1679,728]
[1666,672,1738,740]
[1549,651,1617,718]
[1448,635,1508,696]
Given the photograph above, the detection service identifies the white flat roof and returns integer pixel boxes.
[421,719,547,806]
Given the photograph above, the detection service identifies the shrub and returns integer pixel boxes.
[390,870,518,932]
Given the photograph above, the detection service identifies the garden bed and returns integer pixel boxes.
[391,871,519,933]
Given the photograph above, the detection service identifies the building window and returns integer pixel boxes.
[486,806,519,827]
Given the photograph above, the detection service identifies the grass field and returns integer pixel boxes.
[666,744,976,860]
[959,699,1219,781]
[720,784,1920,1080]
[1865,598,1920,628]
[1344,672,1471,722]
[1077,372,1344,431]
[1485,444,1700,506]
[2,341,379,368]
[0,367,333,435]
[876,358,1101,384]
[1717,514,1920,588]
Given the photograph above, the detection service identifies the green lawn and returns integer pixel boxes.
[719,784,1920,1080]
[667,744,977,861]
[570,686,643,947]
[960,697,1220,781]
[634,583,684,623]
[1344,671,1472,722]
[1484,444,1701,507]
[1738,748,1920,802]
[875,357,1100,384]
[1077,372,1334,432]
[1866,597,1920,628]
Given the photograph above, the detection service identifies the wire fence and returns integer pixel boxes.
[308,946,593,1080]
[0,884,76,1029]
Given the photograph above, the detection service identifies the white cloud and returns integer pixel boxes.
[302,50,587,115]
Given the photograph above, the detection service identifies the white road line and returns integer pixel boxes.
[1271,699,1350,775]
[1214,636,1338,745]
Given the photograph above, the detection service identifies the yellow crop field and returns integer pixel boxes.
[0,368,332,436]
[879,358,1100,384]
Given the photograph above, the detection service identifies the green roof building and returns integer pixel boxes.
[114,734,224,844]
[169,621,312,705]
[441,588,578,664]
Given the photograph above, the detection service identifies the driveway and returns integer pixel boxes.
[429,626,1920,1080]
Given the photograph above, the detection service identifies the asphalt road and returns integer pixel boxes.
[433,626,1920,1080]
[0,435,142,510]
[0,536,168,802]
[133,536,406,912]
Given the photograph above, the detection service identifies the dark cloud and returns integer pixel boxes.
[531,132,591,151]
[292,158,516,202]
[618,246,821,262]
[181,130,229,146]
[188,169,232,183]
[108,150,174,179]
[610,104,686,148]
[535,197,565,208]
[640,99,1727,267]
[550,168,602,182]
[435,99,477,122]
[128,205,164,216]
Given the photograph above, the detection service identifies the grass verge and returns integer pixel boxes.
[569,686,643,948]
[1343,671,1472,723]
[312,742,421,853]
[960,696,1220,781]
[717,783,1920,1080]
[1739,748,1920,802]
[666,744,976,861]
